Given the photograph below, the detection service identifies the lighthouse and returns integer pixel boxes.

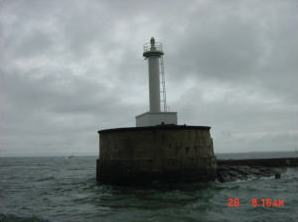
[135,37,178,126]
[96,37,217,185]
[145,37,162,112]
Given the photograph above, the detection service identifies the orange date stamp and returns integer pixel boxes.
[228,197,285,208]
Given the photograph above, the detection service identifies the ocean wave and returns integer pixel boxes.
[0,214,50,222]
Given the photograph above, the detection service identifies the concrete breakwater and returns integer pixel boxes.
[217,157,298,183]
[97,125,217,185]
[217,158,298,167]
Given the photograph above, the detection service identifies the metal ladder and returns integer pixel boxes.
[160,56,167,112]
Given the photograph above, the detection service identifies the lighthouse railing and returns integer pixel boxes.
[143,41,163,53]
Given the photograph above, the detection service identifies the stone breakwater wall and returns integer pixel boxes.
[217,158,298,183]
[217,158,298,167]
[97,125,217,185]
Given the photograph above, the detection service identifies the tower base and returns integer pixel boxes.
[135,112,177,127]
[97,125,217,185]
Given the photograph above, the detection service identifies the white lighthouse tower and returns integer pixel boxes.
[136,37,177,127]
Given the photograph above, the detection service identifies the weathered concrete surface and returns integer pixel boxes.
[97,125,217,185]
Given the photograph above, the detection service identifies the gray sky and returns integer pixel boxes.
[1,0,297,156]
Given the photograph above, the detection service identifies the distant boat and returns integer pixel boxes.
[65,155,75,160]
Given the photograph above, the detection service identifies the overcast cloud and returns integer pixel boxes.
[0,0,297,156]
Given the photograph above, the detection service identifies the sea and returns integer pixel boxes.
[0,152,298,222]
